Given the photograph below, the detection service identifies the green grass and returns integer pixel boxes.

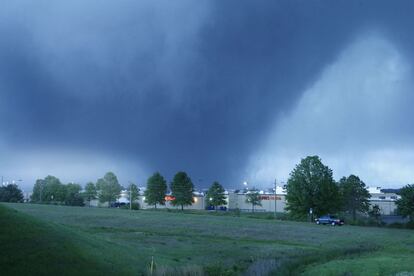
[0,204,135,275]
[2,203,414,275]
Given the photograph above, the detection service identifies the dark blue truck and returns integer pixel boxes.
[315,215,344,226]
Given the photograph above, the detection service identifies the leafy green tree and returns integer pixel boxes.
[286,156,340,218]
[0,184,24,202]
[30,176,65,203]
[368,204,382,224]
[245,190,262,212]
[31,179,45,202]
[396,184,414,221]
[206,181,226,210]
[97,172,122,206]
[338,175,371,221]
[171,171,194,211]
[65,183,84,206]
[84,182,97,207]
[46,176,66,203]
[145,172,167,208]
[127,183,140,202]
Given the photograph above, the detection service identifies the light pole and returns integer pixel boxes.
[128,182,133,210]
[274,179,277,218]
[40,180,45,203]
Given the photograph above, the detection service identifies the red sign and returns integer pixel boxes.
[165,195,175,201]
[259,195,282,200]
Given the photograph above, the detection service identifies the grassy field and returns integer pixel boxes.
[1,203,414,275]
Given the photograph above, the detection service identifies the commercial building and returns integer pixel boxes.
[227,186,287,212]
[104,186,400,215]
[367,187,400,215]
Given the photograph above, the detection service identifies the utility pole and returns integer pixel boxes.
[40,183,43,203]
[129,182,133,210]
[274,179,277,218]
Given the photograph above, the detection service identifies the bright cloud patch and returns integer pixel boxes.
[247,33,414,187]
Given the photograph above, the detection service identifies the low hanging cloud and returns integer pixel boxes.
[247,32,414,188]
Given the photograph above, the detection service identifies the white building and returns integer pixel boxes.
[90,186,400,215]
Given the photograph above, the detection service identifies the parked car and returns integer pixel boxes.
[315,215,344,226]
[110,202,126,208]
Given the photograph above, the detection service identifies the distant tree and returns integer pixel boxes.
[339,175,371,221]
[97,172,122,206]
[30,176,65,203]
[206,181,226,210]
[171,171,194,211]
[396,184,414,221]
[45,176,66,203]
[286,156,340,218]
[31,179,45,202]
[84,182,97,207]
[368,204,382,224]
[65,183,84,206]
[245,190,262,212]
[0,184,24,202]
[145,172,167,208]
[127,183,140,202]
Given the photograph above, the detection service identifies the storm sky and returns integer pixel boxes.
[1,0,414,190]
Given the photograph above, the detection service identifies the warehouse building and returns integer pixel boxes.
[227,186,286,212]
[108,186,400,215]
[367,187,400,215]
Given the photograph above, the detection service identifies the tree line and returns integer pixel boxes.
[27,171,228,211]
[2,155,414,222]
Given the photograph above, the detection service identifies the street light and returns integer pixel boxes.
[274,179,277,218]
[128,181,134,210]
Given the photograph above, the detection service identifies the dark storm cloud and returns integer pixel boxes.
[1,0,414,188]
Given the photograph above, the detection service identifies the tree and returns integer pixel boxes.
[206,181,226,210]
[0,184,24,202]
[128,183,139,202]
[65,183,84,206]
[30,176,65,203]
[31,179,46,202]
[338,175,371,221]
[396,184,414,221]
[368,204,382,224]
[84,182,97,207]
[97,172,122,206]
[145,172,167,208]
[171,171,194,211]
[245,190,262,212]
[285,156,340,218]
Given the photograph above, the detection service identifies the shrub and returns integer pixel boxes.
[388,222,405,229]
[120,202,140,210]
[406,220,414,229]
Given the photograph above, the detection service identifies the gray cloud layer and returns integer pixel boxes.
[1,1,413,189]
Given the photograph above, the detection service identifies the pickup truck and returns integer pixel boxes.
[315,215,344,226]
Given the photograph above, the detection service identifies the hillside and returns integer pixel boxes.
[2,203,414,275]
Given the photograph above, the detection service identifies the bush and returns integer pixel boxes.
[120,202,140,210]
[388,222,405,229]
[406,220,414,229]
